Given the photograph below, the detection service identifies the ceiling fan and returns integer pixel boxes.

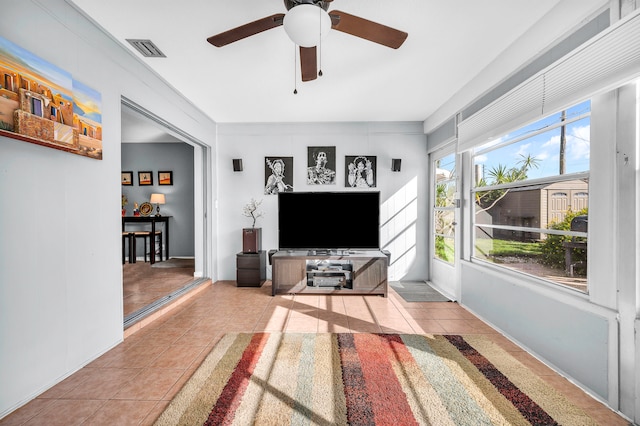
[206,0,408,82]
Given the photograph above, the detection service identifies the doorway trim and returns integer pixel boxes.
[121,97,213,329]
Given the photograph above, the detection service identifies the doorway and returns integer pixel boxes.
[120,98,211,328]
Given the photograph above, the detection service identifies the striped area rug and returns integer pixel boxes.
[155,333,597,426]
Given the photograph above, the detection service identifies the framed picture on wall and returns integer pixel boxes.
[158,171,173,185]
[0,35,104,160]
[138,171,153,186]
[264,156,293,195]
[345,155,377,188]
[307,146,336,185]
[121,171,133,186]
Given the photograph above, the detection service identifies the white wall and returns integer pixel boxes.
[216,122,428,282]
[0,0,216,417]
[461,262,616,399]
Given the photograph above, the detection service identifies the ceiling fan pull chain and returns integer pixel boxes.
[293,44,298,94]
[318,5,323,77]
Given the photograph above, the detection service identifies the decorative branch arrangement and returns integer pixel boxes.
[243,198,264,228]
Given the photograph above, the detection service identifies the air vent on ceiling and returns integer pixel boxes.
[126,39,166,58]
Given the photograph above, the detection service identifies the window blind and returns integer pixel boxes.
[458,9,640,152]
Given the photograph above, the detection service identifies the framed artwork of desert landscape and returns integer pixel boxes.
[0,35,103,159]
[121,171,133,186]
[158,171,173,185]
[138,171,153,186]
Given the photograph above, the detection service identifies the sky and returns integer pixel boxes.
[474,100,591,182]
[0,35,72,102]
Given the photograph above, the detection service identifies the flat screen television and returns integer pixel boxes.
[278,191,380,251]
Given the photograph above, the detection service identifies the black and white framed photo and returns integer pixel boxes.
[345,155,377,188]
[265,156,293,195]
[307,146,336,185]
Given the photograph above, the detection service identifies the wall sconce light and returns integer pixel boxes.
[391,159,402,172]
[233,159,243,172]
[149,193,166,216]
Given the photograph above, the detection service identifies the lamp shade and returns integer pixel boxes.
[150,193,165,204]
[283,4,331,48]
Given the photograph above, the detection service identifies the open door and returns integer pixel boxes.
[429,146,459,299]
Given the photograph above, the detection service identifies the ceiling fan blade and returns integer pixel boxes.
[300,46,317,82]
[329,10,407,49]
[207,13,285,47]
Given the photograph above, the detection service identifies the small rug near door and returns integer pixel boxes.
[390,280,451,302]
[154,333,597,425]
[151,258,195,269]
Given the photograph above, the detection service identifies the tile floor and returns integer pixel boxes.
[0,281,630,425]
[123,260,195,317]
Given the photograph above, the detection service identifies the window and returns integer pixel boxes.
[4,73,14,91]
[433,152,457,264]
[31,97,42,117]
[471,100,590,292]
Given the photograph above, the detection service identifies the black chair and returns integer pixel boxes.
[132,231,163,263]
[121,232,135,264]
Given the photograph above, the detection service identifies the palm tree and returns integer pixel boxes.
[475,154,540,215]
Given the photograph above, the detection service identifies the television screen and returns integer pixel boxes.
[278,191,380,251]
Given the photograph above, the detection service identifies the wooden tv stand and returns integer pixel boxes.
[271,250,388,297]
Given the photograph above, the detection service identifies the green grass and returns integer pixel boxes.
[437,236,543,263]
[435,235,455,263]
[475,238,542,258]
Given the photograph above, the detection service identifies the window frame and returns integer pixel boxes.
[469,102,591,292]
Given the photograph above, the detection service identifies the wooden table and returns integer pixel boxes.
[122,216,171,264]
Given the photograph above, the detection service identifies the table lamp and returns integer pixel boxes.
[150,193,165,216]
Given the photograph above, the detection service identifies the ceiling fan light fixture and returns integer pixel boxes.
[283,4,331,47]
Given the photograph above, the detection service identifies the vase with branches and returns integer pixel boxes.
[243,198,264,228]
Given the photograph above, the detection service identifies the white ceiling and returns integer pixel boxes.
[69,0,606,130]
[121,105,184,143]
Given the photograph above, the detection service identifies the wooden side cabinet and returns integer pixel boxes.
[236,251,266,287]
